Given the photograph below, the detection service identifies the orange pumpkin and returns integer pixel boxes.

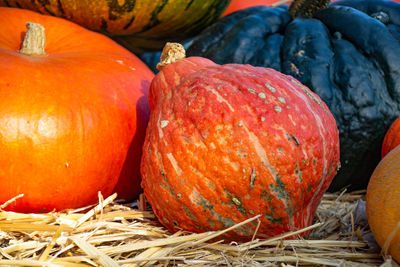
[381,117,400,158]
[0,7,154,212]
[222,0,282,16]
[222,0,400,17]
[367,145,400,263]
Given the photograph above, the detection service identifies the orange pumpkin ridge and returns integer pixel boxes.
[0,7,154,212]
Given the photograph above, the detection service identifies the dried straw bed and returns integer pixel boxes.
[0,191,393,267]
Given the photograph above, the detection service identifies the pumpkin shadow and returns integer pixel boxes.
[113,80,151,202]
[20,31,26,49]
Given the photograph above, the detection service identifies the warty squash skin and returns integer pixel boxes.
[186,0,400,192]
[0,7,154,212]
[0,0,230,53]
[141,44,340,240]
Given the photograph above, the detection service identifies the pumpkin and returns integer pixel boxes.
[381,117,400,157]
[0,7,154,212]
[0,0,231,53]
[186,0,400,192]
[140,43,340,240]
[223,0,281,16]
[366,145,400,263]
[222,0,400,16]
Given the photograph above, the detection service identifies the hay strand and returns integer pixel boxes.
[0,194,24,210]
[71,236,120,267]
[38,224,64,261]
[382,220,400,256]
[74,192,117,228]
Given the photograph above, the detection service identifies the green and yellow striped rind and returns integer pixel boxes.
[0,0,230,52]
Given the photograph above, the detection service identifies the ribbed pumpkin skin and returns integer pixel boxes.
[366,145,400,263]
[382,117,400,157]
[0,0,230,52]
[186,0,400,192]
[0,7,154,212]
[141,57,340,240]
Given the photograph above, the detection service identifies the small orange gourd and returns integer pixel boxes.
[381,117,400,158]
[366,145,400,263]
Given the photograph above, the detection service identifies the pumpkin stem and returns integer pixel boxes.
[156,42,186,70]
[19,22,47,56]
[289,0,330,18]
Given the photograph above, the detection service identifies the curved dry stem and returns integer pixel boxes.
[156,42,186,70]
[20,22,47,56]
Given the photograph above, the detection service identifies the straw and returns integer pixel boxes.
[0,190,385,266]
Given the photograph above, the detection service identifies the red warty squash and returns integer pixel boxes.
[381,117,400,158]
[0,7,154,212]
[141,43,340,240]
[0,0,230,53]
